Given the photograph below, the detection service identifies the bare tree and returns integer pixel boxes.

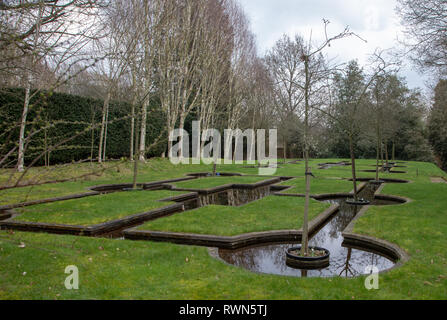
[397,0,447,75]
[223,0,257,160]
[93,1,139,163]
[265,34,305,162]
[0,0,108,171]
[294,20,362,256]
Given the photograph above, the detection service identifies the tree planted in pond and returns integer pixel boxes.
[295,20,362,256]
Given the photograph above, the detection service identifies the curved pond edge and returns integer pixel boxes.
[208,182,412,277]
[341,183,411,273]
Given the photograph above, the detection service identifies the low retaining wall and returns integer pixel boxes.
[341,184,410,270]
[0,191,100,211]
[0,202,186,236]
[167,177,282,195]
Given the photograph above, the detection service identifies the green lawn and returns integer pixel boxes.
[0,158,446,299]
[171,176,270,190]
[13,190,187,226]
[139,196,328,236]
[278,177,355,194]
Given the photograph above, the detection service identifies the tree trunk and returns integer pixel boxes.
[44,121,48,168]
[384,138,389,167]
[102,100,109,162]
[17,84,31,172]
[349,134,358,201]
[283,138,287,164]
[178,113,186,161]
[392,140,396,162]
[90,111,95,164]
[130,103,135,161]
[301,57,311,257]
[375,121,380,182]
[98,92,111,163]
[139,99,148,161]
[17,2,42,172]
[133,116,140,190]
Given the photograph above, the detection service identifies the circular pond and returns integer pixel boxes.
[218,243,394,278]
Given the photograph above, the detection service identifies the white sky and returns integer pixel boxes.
[238,0,429,90]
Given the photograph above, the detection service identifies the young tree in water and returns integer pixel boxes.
[296,20,361,256]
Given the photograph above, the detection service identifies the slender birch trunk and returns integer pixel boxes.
[102,101,109,161]
[90,111,95,164]
[17,83,31,172]
[133,115,140,190]
[130,103,135,161]
[17,2,43,172]
[98,91,111,163]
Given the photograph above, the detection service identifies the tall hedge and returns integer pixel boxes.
[0,88,166,167]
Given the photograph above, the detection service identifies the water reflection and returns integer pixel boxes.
[318,162,351,170]
[199,186,271,207]
[218,183,396,278]
[218,243,394,278]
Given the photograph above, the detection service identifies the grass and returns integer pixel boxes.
[279,177,355,194]
[139,196,329,236]
[13,190,187,226]
[0,158,446,299]
[171,176,270,190]
[0,181,92,206]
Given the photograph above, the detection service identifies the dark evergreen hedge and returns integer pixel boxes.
[0,88,166,166]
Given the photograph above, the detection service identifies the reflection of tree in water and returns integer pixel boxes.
[219,243,296,273]
[218,183,394,278]
[200,186,271,207]
[310,200,358,245]
[336,248,356,277]
[219,243,394,278]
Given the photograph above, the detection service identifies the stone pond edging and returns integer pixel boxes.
[341,183,411,272]
[0,202,187,236]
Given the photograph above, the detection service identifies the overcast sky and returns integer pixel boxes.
[238,0,429,90]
